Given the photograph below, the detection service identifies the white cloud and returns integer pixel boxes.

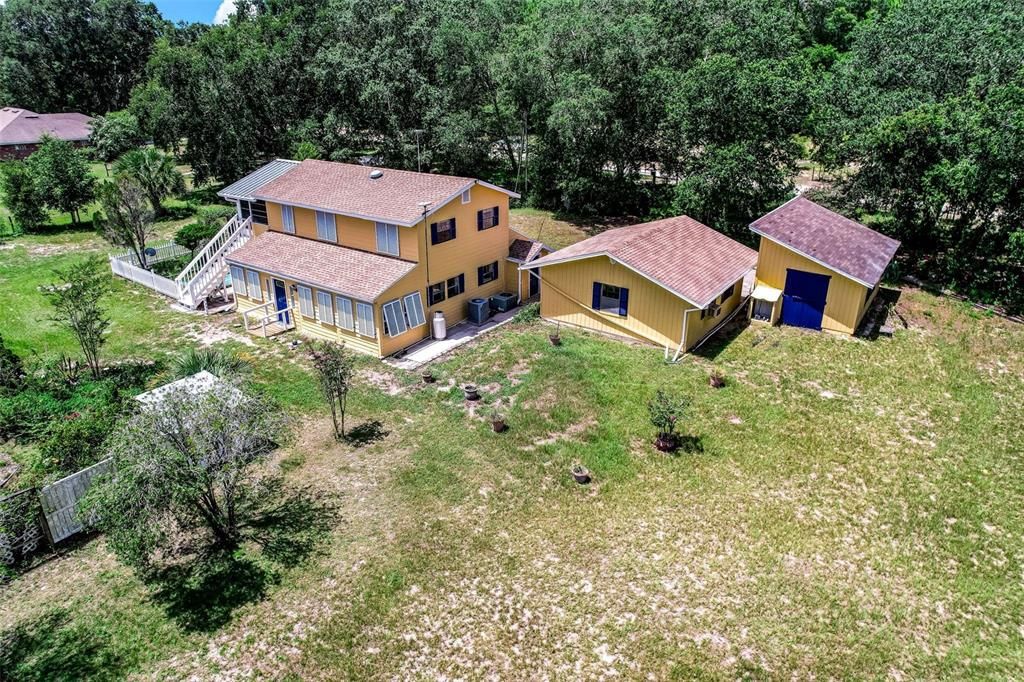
[213,0,236,25]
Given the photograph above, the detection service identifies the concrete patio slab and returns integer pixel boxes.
[385,307,523,370]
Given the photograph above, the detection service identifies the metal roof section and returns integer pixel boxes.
[218,159,300,201]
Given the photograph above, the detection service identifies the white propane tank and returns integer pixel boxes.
[432,311,447,339]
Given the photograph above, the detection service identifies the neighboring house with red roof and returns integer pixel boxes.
[219,159,536,358]
[0,108,93,159]
[748,195,900,334]
[521,216,758,353]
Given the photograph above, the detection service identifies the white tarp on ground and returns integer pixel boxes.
[134,370,237,409]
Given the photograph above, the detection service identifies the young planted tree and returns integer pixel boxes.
[647,389,690,452]
[113,147,185,217]
[89,110,145,164]
[0,162,47,231]
[94,176,156,269]
[0,332,25,393]
[40,257,110,379]
[26,136,96,225]
[81,386,290,572]
[307,341,356,439]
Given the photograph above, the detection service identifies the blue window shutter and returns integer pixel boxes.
[618,287,629,316]
[430,222,438,245]
[592,283,602,310]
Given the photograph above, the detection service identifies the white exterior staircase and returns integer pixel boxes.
[108,215,253,310]
[175,215,253,309]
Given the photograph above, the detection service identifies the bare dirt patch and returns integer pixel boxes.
[521,416,597,451]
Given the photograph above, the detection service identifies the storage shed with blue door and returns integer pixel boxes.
[747,196,900,335]
[520,215,758,353]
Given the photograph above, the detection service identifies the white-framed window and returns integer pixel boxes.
[315,210,337,242]
[316,291,334,324]
[297,285,314,317]
[336,296,355,331]
[246,270,262,301]
[381,299,408,337]
[282,205,295,234]
[461,188,471,204]
[356,302,375,338]
[230,265,247,297]
[375,222,399,257]
[403,292,426,328]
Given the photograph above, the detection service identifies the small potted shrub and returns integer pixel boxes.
[421,369,435,384]
[490,412,507,433]
[648,389,690,452]
[463,383,480,401]
[571,464,591,484]
[709,368,726,388]
[549,322,562,346]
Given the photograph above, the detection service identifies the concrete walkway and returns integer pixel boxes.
[385,307,523,370]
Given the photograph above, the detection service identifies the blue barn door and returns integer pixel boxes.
[782,269,830,330]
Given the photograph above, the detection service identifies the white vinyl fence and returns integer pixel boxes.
[109,255,182,299]
[39,458,113,543]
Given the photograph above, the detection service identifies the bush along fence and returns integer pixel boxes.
[0,458,111,576]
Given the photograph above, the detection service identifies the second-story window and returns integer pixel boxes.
[430,218,456,245]
[282,205,295,234]
[461,188,471,204]
[375,222,399,256]
[477,206,499,231]
[315,210,337,242]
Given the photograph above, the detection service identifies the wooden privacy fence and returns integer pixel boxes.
[39,458,113,544]
[0,458,113,570]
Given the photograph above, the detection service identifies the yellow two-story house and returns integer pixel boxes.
[219,159,540,358]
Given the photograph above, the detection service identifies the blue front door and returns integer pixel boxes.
[782,269,830,330]
[273,279,290,325]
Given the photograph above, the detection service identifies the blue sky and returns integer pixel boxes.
[153,0,233,25]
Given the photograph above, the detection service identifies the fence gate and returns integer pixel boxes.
[38,458,113,543]
[0,488,45,568]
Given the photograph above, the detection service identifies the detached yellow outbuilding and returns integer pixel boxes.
[521,216,758,354]
[748,196,900,335]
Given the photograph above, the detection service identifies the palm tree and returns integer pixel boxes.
[113,148,185,217]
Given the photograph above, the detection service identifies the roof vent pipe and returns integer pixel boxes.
[369,169,384,179]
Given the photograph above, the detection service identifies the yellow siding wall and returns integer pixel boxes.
[537,257,745,350]
[419,185,513,325]
[538,257,686,348]
[755,237,869,334]
[265,202,420,261]
[683,280,744,349]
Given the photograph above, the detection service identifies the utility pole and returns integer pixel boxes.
[412,129,425,172]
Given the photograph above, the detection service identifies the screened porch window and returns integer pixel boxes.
[246,270,262,301]
[230,265,246,297]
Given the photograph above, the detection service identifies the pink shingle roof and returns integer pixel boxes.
[253,159,516,226]
[225,231,416,302]
[525,215,758,307]
[750,196,900,287]
[0,108,92,145]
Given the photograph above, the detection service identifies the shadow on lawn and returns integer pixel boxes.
[0,607,124,681]
[345,419,389,447]
[149,480,339,633]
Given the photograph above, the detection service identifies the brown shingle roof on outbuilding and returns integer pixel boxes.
[523,215,758,308]
[750,196,900,288]
[253,159,519,227]
[225,231,416,302]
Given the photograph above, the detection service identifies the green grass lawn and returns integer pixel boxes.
[1,224,1023,679]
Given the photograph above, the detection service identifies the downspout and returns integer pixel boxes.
[672,307,700,363]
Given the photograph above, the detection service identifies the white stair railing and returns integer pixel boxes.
[174,216,253,308]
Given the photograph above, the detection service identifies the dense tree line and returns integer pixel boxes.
[0,0,1021,309]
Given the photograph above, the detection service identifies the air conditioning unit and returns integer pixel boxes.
[489,292,517,313]
[468,298,490,324]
